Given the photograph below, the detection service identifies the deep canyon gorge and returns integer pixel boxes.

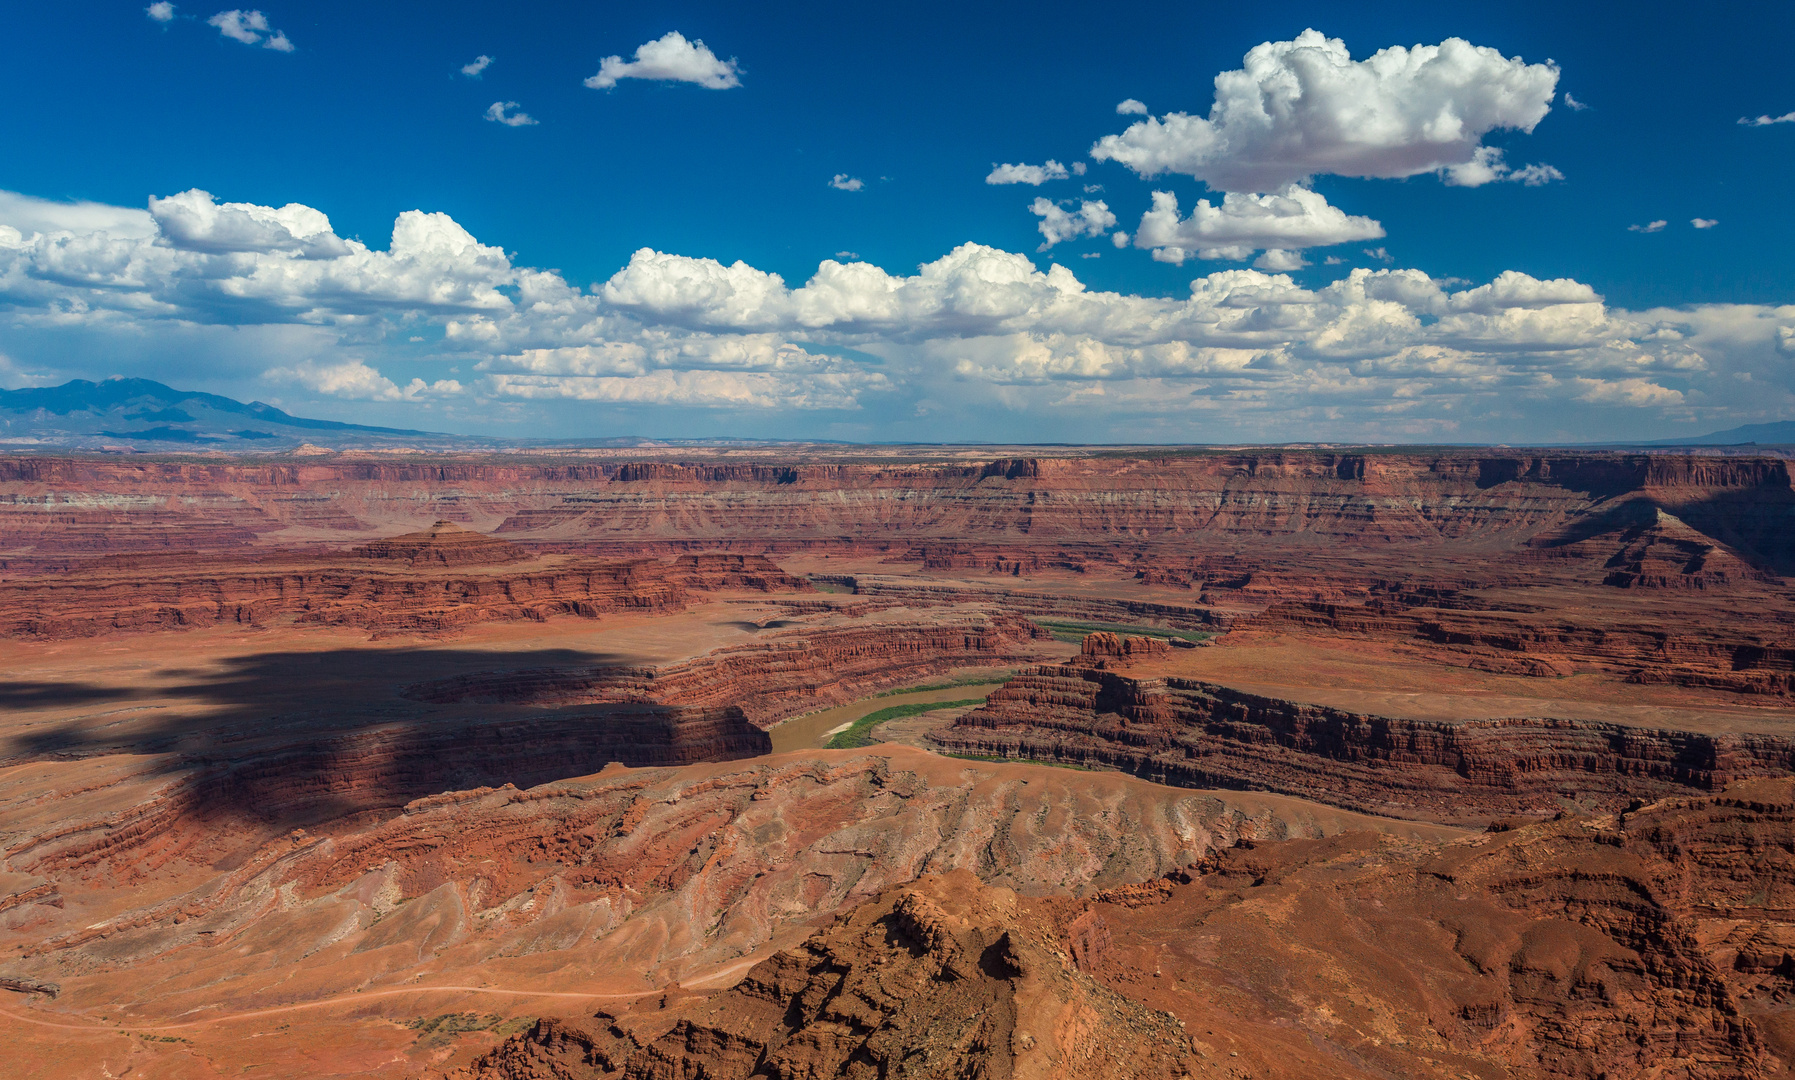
[3,447,1793,1079]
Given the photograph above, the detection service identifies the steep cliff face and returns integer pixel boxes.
[0,550,809,639]
[1244,594,1795,692]
[934,664,1795,823]
[504,452,1788,549]
[2,452,1788,566]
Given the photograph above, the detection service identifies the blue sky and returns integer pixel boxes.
[0,0,1790,443]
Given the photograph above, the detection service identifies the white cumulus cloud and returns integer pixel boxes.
[1132,186,1384,264]
[1254,249,1308,271]
[148,189,349,256]
[207,10,293,51]
[265,360,392,400]
[1029,199,1118,251]
[1091,29,1558,192]
[584,31,741,90]
[1116,98,1149,115]
[1573,377,1683,407]
[986,161,1069,185]
[265,360,465,402]
[1692,218,1719,229]
[1442,147,1564,186]
[485,101,538,127]
[1739,112,1795,126]
[461,55,492,78]
[829,174,864,191]
[1629,220,1667,233]
[147,2,175,21]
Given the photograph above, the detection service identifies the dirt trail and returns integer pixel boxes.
[0,983,660,1034]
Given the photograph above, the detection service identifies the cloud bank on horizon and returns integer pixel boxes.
[1,13,1790,443]
[1,182,1784,442]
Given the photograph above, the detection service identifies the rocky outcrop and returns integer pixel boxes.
[0,976,59,996]
[1076,631,1171,665]
[456,871,1192,1080]
[934,665,1795,824]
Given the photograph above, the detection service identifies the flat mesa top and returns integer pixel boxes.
[349,521,532,567]
[1106,636,1795,737]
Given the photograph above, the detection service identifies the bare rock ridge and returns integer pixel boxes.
[10,749,1421,1018]
[934,662,1795,824]
[808,573,1225,631]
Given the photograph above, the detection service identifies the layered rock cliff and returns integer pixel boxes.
[934,663,1795,824]
[350,520,530,566]
[2,452,1789,567]
[405,611,1053,725]
[0,549,809,639]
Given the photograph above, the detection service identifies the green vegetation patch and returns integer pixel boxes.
[1031,618,1213,644]
[826,699,986,749]
[407,1013,536,1048]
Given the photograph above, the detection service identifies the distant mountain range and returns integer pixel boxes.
[2,377,1791,452]
[1634,420,1795,447]
[0,379,842,452]
[0,378,448,450]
